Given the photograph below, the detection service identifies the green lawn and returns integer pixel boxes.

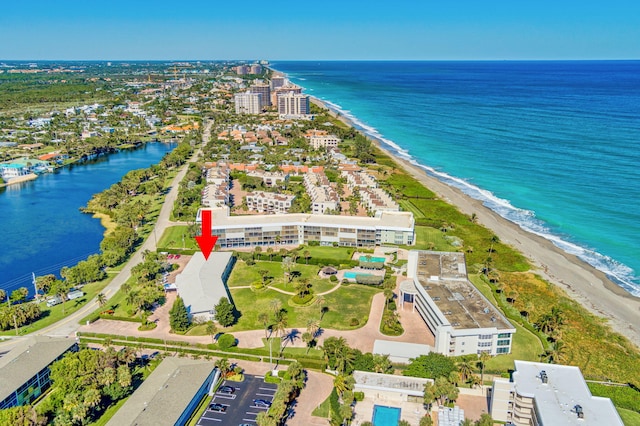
[619,407,640,426]
[157,225,198,250]
[468,274,544,371]
[298,245,356,260]
[228,259,338,294]
[0,275,114,336]
[225,284,380,332]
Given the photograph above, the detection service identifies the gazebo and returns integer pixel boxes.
[321,266,338,275]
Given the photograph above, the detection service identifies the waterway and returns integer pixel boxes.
[0,142,176,296]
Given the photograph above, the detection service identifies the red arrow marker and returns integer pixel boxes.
[195,210,218,260]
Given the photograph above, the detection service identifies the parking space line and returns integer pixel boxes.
[200,416,222,421]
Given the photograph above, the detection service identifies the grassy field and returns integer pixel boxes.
[618,408,640,426]
[157,225,199,250]
[228,260,338,294]
[0,275,114,336]
[223,283,380,332]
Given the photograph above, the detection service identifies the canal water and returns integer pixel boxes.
[0,142,175,296]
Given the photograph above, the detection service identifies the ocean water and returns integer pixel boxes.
[272,61,640,296]
[0,143,175,296]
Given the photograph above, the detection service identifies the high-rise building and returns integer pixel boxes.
[234,65,250,75]
[250,64,263,74]
[271,85,302,105]
[270,75,287,90]
[278,92,310,117]
[249,83,271,108]
[234,92,262,114]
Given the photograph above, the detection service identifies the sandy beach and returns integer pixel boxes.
[311,97,640,349]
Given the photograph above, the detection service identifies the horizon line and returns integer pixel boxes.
[1,58,640,63]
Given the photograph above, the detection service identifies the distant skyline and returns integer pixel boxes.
[2,0,639,61]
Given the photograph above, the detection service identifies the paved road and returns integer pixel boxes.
[32,121,212,338]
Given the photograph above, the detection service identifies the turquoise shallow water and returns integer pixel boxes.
[273,61,640,296]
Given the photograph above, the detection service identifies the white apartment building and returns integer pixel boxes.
[341,170,378,189]
[245,191,295,214]
[309,134,341,150]
[491,361,623,426]
[197,208,415,248]
[234,92,262,114]
[277,92,310,117]
[270,75,287,90]
[303,172,340,214]
[359,187,399,213]
[405,251,516,357]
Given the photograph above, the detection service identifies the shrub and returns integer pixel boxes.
[217,333,236,350]
[350,318,360,326]
[329,275,338,282]
[354,391,365,401]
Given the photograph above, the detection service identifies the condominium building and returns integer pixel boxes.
[271,85,302,106]
[270,75,287,90]
[303,172,340,214]
[311,134,341,150]
[341,170,377,189]
[359,187,399,213]
[249,83,271,108]
[490,360,623,426]
[234,91,262,114]
[277,92,310,118]
[197,208,415,248]
[245,191,295,214]
[250,64,263,74]
[404,251,516,356]
[0,337,78,409]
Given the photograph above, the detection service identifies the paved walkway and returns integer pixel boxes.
[288,370,334,426]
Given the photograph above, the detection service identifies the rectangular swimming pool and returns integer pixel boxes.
[344,271,373,279]
[372,405,401,426]
[360,256,386,263]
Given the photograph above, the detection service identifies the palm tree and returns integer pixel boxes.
[457,360,475,383]
[303,250,311,264]
[0,289,6,304]
[383,289,394,310]
[272,310,288,339]
[215,357,231,377]
[479,352,491,386]
[258,312,270,338]
[266,247,274,261]
[97,293,107,307]
[253,245,262,260]
[269,299,282,316]
[205,321,218,343]
[302,332,314,354]
[333,373,351,396]
[306,318,320,339]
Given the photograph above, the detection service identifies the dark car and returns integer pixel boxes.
[209,403,227,413]
[218,385,235,394]
[253,399,271,408]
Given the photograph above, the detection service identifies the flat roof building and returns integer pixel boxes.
[491,360,623,426]
[406,251,515,356]
[0,336,77,409]
[106,357,217,426]
[174,252,236,322]
[235,91,262,114]
[197,208,415,248]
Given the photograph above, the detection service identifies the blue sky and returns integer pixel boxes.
[1,0,639,60]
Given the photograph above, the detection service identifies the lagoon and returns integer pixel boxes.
[0,142,175,296]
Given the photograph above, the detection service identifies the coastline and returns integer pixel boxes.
[310,97,640,349]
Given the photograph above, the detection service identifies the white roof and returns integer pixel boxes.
[373,340,431,364]
[204,209,414,231]
[175,252,233,316]
[353,370,432,397]
[513,360,623,426]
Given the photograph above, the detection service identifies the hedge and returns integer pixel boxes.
[356,274,384,285]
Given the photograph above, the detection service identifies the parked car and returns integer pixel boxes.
[46,296,62,307]
[253,399,271,408]
[209,403,227,413]
[218,385,235,394]
[67,290,84,300]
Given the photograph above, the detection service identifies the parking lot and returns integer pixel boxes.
[197,374,277,426]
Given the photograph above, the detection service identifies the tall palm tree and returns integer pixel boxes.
[269,298,282,316]
[303,250,311,264]
[306,319,320,339]
[479,352,491,386]
[457,360,475,383]
[97,293,107,307]
[258,312,270,338]
[266,247,274,261]
[0,289,6,304]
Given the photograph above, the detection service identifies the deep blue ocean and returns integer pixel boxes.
[0,143,175,296]
[272,61,640,296]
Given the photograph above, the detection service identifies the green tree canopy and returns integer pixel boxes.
[214,297,236,327]
[403,353,457,379]
[169,296,190,332]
